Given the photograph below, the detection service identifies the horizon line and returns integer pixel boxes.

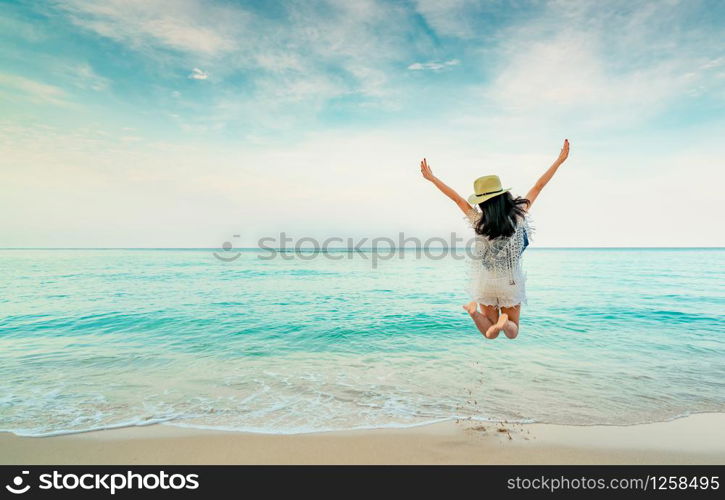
[1,246,723,251]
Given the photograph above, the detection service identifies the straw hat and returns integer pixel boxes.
[467,175,511,205]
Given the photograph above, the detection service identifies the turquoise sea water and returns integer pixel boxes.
[1,248,724,436]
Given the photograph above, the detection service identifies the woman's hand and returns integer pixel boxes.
[525,138,570,209]
[556,139,570,164]
[420,158,436,181]
[420,158,472,215]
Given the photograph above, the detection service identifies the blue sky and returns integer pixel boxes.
[1,0,724,247]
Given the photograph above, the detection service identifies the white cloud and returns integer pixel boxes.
[188,67,208,80]
[71,63,110,91]
[699,57,724,71]
[465,0,725,131]
[52,0,426,109]
[408,59,460,71]
[0,73,69,106]
[57,0,245,56]
[485,33,690,117]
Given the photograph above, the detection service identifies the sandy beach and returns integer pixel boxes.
[1,413,723,465]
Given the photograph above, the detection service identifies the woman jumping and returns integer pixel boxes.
[420,139,570,339]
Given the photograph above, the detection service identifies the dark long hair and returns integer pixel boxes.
[474,192,530,239]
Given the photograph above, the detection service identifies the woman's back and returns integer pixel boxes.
[466,209,533,306]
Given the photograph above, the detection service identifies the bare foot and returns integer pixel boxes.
[502,321,519,339]
[485,313,508,339]
[462,301,478,315]
[463,302,494,338]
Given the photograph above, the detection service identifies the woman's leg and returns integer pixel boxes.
[499,304,521,339]
[481,305,502,339]
[462,302,498,339]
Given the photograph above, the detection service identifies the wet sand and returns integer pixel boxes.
[1,413,724,465]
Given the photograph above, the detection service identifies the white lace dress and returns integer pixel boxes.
[464,209,534,308]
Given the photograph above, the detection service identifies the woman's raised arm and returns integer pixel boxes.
[525,139,570,210]
[420,158,472,216]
